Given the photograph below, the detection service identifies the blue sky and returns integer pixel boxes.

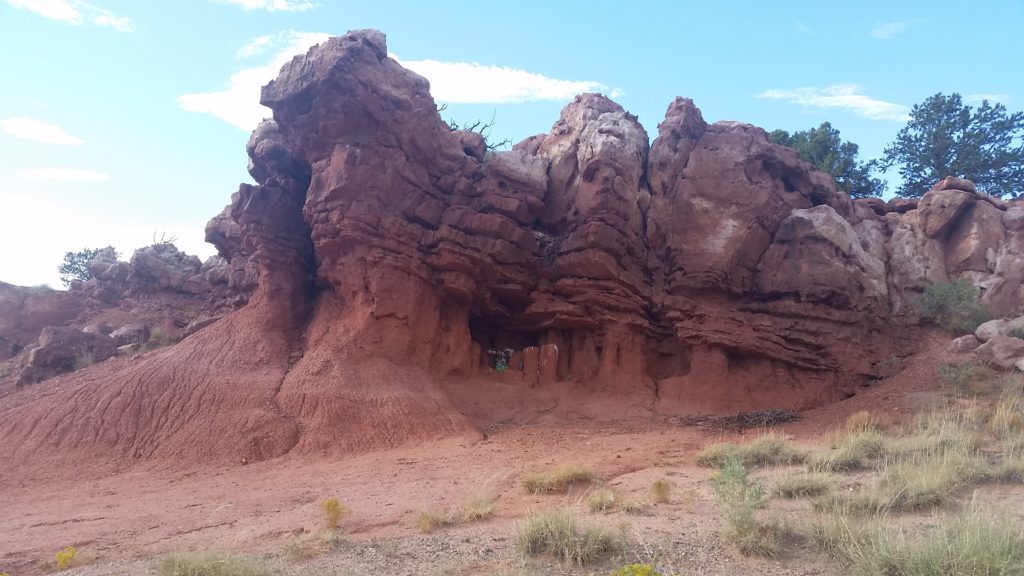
[1,0,1021,287]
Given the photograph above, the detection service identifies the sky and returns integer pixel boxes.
[1,0,1021,287]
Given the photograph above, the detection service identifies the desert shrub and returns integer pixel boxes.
[773,473,835,499]
[696,432,806,468]
[608,564,662,576]
[415,509,453,533]
[55,546,77,570]
[158,552,272,576]
[515,507,613,564]
[1008,326,1024,339]
[937,361,977,394]
[587,488,616,513]
[321,498,351,529]
[843,502,1024,575]
[649,479,672,504]
[918,279,992,335]
[0,365,9,379]
[521,464,598,494]
[711,456,788,556]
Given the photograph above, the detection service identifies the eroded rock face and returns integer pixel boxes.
[6,29,1024,467]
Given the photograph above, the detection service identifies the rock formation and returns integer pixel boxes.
[3,29,1024,468]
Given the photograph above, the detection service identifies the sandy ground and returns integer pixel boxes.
[3,332,1018,576]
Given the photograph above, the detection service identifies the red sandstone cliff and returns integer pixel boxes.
[2,29,1022,468]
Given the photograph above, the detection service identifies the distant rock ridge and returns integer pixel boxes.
[3,29,1023,467]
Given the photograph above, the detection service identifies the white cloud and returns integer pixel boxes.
[5,0,132,30]
[237,34,274,59]
[20,168,111,181]
[394,57,616,104]
[2,117,83,144]
[94,14,131,31]
[181,31,621,131]
[756,84,910,121]
[870,21,911,39]
[178,30,330,130]
[216,0,317,12]
[5,0,81,24]
[966,93,1013,105]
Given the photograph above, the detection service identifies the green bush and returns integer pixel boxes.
[711,456,789,556]
[918,279,992,335]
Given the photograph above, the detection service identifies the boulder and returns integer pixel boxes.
[128,243,203,293]
[949,334,980,353]
[932,176,977,194]
[110,322,151,347]
[16,326,116,385]
[975,335,1024,370]
[975,316,1024,343]
[917,188,973,238]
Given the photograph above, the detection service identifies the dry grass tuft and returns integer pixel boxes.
[586,488,616,513]
[649,478,672,504]
[811,428,887,473]
[772,473,835,499]
[414,509,453,534]
[829,501,1024,574]
[696,432,806,468]
[620,500,649,515]
[515,507,613,564]
[521,464,599,494]
[158,552,272,576]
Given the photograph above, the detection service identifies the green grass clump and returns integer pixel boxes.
[772,473,835,499]
[158,552,272,576]
[918,279,992,335]
[415,509,453,533]
[521,465,599,494]
[514,507,613,564]
[649,479,672,504]
[842,502,1024,575]
[586,488,616,513]
[696,432,806,468]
